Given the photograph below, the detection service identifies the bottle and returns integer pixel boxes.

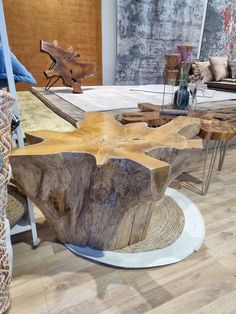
[173,85,190,110]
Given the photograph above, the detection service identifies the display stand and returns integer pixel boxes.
[0,0,39,247]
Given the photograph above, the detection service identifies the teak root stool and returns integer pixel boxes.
[198,120,235,195]
[10,112,203,250]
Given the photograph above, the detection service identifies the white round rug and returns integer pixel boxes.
[65,187,205,268]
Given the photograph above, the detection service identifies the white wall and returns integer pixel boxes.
[102,0,117,85]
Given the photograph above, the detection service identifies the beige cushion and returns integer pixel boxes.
[209,56,229,81]
[191,61,213,83]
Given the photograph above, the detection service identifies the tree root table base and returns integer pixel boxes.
[66,188,205,268]
[10,112,204,254]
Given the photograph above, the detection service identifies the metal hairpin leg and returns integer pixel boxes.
[44,61,60,90]
[45,76,60,90]
[218,140,229,171]
[201,140,221,195]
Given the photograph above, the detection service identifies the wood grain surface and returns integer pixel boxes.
[10,113,202,250]
[3,0,102,90]
[9,146,236,314]
[9,92,236,313]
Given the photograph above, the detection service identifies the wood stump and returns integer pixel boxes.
[10,112,203,250]
[164,54,179,84]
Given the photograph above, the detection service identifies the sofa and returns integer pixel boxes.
[206,79,236,92]
[191,57,236,92]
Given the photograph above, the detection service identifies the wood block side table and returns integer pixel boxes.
[199,120,235,195]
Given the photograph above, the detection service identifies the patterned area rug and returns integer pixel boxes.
[17,91,75,133]
[116,0,205,84]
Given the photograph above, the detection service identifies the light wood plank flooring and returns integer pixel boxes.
[8,147,236,314]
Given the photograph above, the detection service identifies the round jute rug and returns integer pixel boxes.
[7,185,27,227]
[66,188,205,268]
[116,196,185,253]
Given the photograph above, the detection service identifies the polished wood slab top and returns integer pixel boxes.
[199,120,236,141]
[12,112,202,167]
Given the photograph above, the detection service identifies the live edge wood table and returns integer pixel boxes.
[9,87,234,259]
[10,112,203,251]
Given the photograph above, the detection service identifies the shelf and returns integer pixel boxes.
[10,217,32,235]
[10,200,40,247]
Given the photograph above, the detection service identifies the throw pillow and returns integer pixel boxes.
[0,46,36,87]
[229,60,236,79]
[209,56,229,81]
[191,60,213,83]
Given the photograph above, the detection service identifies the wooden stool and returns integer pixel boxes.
[199,120,235,195]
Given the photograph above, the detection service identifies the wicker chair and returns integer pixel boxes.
[0,90,14,314]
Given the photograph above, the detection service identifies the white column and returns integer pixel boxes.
[102,0,117,85]
[197,0,209,59]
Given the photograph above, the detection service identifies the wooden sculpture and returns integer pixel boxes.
[121,111,161,125]
[10,112,203,250]
[121,103,236,131]
[120,103,176,126]
[164,54,179,84]
[199,119,235,141]
[41,40,96,93]
[200,107,236,130]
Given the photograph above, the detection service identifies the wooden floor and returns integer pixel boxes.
[8,146,236,314]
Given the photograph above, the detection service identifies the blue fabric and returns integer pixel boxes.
[0,46,36,87]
